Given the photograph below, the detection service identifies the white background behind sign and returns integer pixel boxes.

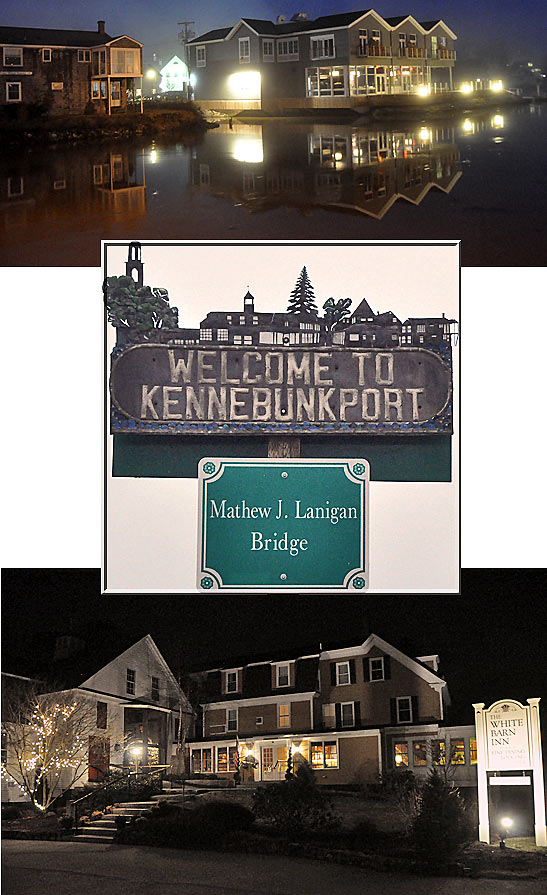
[0,258,544,587]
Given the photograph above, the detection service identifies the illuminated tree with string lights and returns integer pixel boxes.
[1,684,105,812]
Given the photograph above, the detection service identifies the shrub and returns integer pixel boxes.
[412,770,473,863]
[58,816,73,833]
[119,799,254,850]
[252,774,340,837]
[2,805,22,821]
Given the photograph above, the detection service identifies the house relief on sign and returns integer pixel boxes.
[108,243,455,435]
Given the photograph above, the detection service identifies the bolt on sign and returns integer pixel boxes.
[110,346,452,435]
[197,458,369,590]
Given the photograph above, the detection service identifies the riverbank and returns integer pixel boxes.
[0,104,211,147]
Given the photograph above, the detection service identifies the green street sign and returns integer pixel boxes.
[197,458,369,590]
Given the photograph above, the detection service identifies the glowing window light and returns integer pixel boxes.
[460,82,473,94]
[227,70,261,99]
[492,114,504,128]
[190,73,196,88]
[419,127,431,141]
[490,80,503,92]
[232,136,264,164]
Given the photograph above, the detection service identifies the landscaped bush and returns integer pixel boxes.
[117,799,254,849]
[252,768,340,837]
[412,770,473,864]
[2,805,22,821]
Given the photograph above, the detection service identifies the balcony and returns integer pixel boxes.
[355,43,389,58]
[398,47,427,59]
[431,48,456,60]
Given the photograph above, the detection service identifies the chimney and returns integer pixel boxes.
[98,20,105,34]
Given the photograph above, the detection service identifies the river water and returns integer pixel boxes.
[1,103,545,266]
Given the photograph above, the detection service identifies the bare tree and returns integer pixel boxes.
[1,684,104,811]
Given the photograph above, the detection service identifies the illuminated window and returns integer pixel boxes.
[394,742,409,766]
[450,739,465,764]
[341,702,355,727]
[200,328,213,340]
[469,738,477,765]
[6,82,22,102]
[311,740,338,768]
[202,748,212,771]
[396,696,412,723]
[276,664,290,687]
[96,702,107,729]
[126,668,136,695]
[227,708,238,731]
[225,670,238,693]
[78,49,91,62]
[413,741,427,766]
[42,48,52,62]
[192,750,202,773]
[239,37,250,63]
[336,661,350,685]
[263,39,274,60]
[278,704,290,728]
[432,739,446,765]
[112,49,139,74]
[3,47,23,66]
[217,747,228,772]
[196,46,206,67]
[324,742,338,767]
[151,676,160,701]
[217,329,228,341]
[369,657,384,681]
[310,35,335,60]
[322,704,335,728]
[277,38,299,60]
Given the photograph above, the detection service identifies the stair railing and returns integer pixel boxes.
[69,765,169,833]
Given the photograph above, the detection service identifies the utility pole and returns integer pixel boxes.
[177,20,195,60]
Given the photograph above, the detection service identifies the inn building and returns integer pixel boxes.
[187,9,457,113]
[187,634,478,791]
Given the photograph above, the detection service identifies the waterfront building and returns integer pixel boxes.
[186,9,457,112]
[0,21,143,115]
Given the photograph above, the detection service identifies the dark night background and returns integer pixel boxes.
[2,569,546,727]
[1,2,546,66]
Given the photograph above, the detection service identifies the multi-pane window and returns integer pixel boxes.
[396,696,412,723]
[227,708,238,731]
[6,82,21,102]
[432,739,446,765]
[42,48,52,62]
[341,702,355,727]
[8,176,23,197]
[311,740,338,769]
[263,39,274,60]
[192,747,212,772]
[217,746,237,772]
[196,46,206,67]
[91,80,107,100]
[394,742,409,766]
[78,49,91,62]
[413,741,427,766]
[371,30,381,42]
[217,329,228,341]
[96,701,108,729]
[239,37,250,63]
[112,49,139,74]
[277,38,299,60]
[450,739,465,764]
[306,67,346,97]
[151,676,160,701]
[3,47,23,66]
[417,324,426,333]
[278,704,290,728]
[276,664,290,687]
[336,661,350,685]
[200,328,213,340]
[322,704,336,728]
[358,28,368,53]
[126,668,136,695]
[469,738,478,765]
[225,670,238,693]
[310,35,335,60]
[369,657,384,680]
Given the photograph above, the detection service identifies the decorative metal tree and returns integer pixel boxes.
[105,275,179,337]
[323,297,352,331]
[287,266,318,316]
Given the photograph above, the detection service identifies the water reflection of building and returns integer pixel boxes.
[0,148,146,232]
[191,121,461,219]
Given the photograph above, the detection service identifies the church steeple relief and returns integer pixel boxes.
[243,289,255,314]
[126,241,144,287]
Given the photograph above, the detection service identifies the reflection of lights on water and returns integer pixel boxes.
[490,80,503,92]
[417,85,430,96]
[492,136,504,144]
[460,82,473,94]
[149,149,157,163]
[232,137,264,164]
[492,114,504,128]
[463,119,474,133]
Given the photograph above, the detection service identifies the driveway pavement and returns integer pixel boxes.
[2,841,546,895]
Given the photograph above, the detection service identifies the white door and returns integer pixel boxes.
[111,81,121,107]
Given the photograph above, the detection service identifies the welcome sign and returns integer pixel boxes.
[110,345,452,435]
[197,458,369,590]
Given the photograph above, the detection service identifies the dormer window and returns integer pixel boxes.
[225,670,238,693]
[276,664,290,687]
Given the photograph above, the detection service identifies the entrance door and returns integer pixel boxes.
[111,81,121,107]
[261,745,288,780]
[88,736,110,782]
[375,68,387,94]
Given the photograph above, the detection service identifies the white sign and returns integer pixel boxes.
[485,701,531,770]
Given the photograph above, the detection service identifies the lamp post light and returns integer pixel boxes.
[500,816,513,848]
[130,745,142,778]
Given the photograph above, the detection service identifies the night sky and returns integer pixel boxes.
[2,569,546,726]
[2,1,546,63]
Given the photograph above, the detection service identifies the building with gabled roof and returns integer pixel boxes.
[0,20,143,115]
[187,8,457,112]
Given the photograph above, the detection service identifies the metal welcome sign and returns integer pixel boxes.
[196,458,369,591]
[110,345,452,435]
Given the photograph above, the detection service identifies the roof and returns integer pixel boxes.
[352,297,375,318]
[0,25,113,47]
[198,655,319,704]
[188,27,231,44]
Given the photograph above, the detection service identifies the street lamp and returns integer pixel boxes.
[130,745,142,777]
[500,816,513,848]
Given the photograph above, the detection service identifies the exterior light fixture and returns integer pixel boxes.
[417,85,429,96]
[499,815,513,848]
[490,80,503,92]
[462,119,474,133]
[146,69,156,79]
[460,82,473,94]
[419,127,431,141]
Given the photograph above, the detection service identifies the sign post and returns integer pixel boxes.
[473,698,547,846]
[197,458,369,591]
